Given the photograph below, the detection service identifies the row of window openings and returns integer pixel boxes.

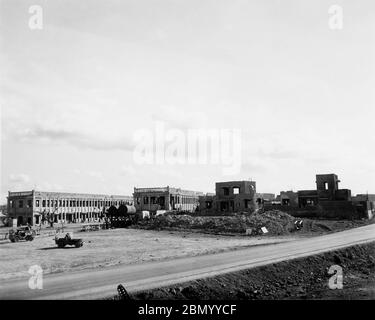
[223,187,240,195]
[137,196,197,205]
[11,199,129,209]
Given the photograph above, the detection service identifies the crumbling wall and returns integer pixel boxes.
[264,205,319,218]
[264,201,369,220]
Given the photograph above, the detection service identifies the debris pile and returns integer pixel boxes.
[135,210,297,235]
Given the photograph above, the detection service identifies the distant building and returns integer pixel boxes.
[352,194,375,202]
[352,194,375,218]
[297,173,371,219]
[7,190,133,226]
[298,174,351,207]
[278,191,298,206]
[133,186,203,213]
[0,204,7,215]
[255,193,275,204]
[199,180,257,214]
[263,174,373,219]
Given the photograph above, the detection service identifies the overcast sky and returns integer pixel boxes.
[1,0,374,203]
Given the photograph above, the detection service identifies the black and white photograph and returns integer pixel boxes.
[0,0,374,311]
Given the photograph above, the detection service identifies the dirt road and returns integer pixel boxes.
[1,224,374,300]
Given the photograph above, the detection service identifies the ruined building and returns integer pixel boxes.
[264,174,373,219]
[199,180,257,214]
[297,173,373,219]
[298,174,351,206]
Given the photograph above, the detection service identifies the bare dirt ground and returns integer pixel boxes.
[130,242,375,300]
[0,228,295,281]
[0,216,373,282]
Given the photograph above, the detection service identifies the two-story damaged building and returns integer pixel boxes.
[133,186,203,213]
[199,180,257,214]
[261,174,374,219]
[296,174,373,219]
[261,173,372,219]
[298,174,351,207]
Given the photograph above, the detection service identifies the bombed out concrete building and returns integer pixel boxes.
[298,174,373,219]
[298,174,351,206]
[133,187,203,213]
[199,180,257,214]
[265,174,374,219]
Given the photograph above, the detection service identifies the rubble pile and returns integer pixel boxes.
[136,210,296,235]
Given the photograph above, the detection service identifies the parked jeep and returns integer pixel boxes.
[55,232,83,248]
[9,226,36,242]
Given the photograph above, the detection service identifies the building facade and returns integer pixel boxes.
[7,190,133,226]
[298,174,351,207]
[133,186,203,213]
[264,174,373,219]
[199,180,257,214]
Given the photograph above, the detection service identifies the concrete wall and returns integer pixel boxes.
[279,191,299,206]
[264,201,369,219]
[215,180,256,212]
[316,174,339,192]
[216,181,256,197]
[264,204,319,218]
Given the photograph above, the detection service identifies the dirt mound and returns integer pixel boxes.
[135,210,297,235]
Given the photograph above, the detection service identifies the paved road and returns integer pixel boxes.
[1,224,374,299]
